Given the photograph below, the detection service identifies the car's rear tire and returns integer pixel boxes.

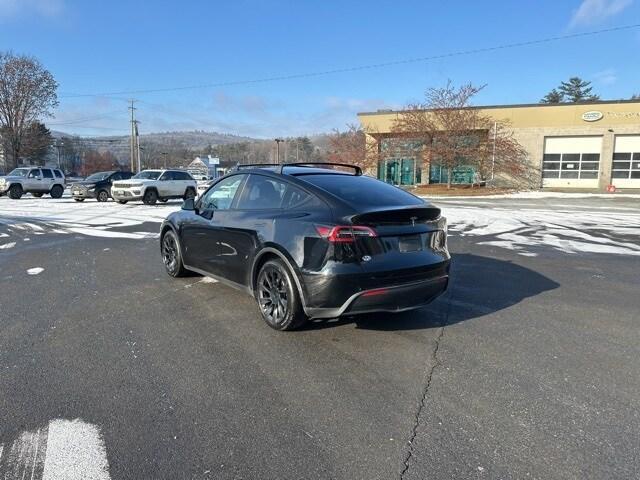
[143,189,158,205]
[256,259,308,331]
[74,198,85,202]
[161,230,189,277]
[50,184,64,198]
[183,188,196,200]
[117,199,128,204]
[96,190,109,202]
[8,184,23,199]
[32,192,43,198]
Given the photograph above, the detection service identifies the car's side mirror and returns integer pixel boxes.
[182,198,196,211]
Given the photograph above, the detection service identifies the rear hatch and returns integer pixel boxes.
[350,205,449,286]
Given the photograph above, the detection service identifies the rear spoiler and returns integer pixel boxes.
[352,206,441,226]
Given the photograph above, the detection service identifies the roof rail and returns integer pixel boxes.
[278,162,362,176]
[231,163,281,172]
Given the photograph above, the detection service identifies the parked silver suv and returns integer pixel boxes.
[0,167,66,199]
[111,169,197,205]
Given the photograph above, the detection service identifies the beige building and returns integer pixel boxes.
[358,100,640,191]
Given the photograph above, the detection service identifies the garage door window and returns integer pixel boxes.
[542,153,599,179]
[612,152,640,179]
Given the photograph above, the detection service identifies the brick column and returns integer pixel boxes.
[598,131,615,191]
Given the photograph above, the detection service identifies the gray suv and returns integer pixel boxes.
[0,167,66,199]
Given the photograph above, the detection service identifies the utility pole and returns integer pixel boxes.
[129,99,137,173]
[135,120,142,173]
[274,138,283,164]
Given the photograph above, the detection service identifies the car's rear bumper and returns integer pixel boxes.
[304,273,449,319]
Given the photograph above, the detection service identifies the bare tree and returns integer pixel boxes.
[327,124,381,173]
[392,81,530,188]
[0,52,58,169]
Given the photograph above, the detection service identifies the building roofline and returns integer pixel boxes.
[357,98,640,116]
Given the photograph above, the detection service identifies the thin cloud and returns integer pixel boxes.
[593,68,618,85]
[569,0,633,27]
[0,0,64,19]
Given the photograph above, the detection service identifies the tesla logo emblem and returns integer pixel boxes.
[362,255,372,262]
[410,216,418,226]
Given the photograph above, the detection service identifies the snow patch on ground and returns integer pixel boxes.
[0,418,110,480]
[27,267,44,275]
[0,241,16,249]
[442,205,640,256]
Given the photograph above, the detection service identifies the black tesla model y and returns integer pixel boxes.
[160,163,450,330]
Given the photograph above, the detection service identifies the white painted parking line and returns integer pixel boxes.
[0,419,111,480]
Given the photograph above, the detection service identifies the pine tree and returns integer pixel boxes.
[540,89,564,104]
[558,77,599,103]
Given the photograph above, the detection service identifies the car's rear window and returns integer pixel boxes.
[300,174,424,208]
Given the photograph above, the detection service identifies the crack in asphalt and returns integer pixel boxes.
[399,282,455,480]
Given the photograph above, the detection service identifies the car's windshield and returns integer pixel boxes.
[8,168,30,177]
[132,170,161,180]
[85,172,113,182]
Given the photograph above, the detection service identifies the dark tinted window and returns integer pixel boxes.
[54,170,63,178]
[121,172,133,179]
[28,169,40,178]
[42,169,53,178]
[178,171,193,180]
[110,173,121,181]
[237,175,286,210]
[301,174,423,208]
[281,184,319,209]
[160,171,175,181]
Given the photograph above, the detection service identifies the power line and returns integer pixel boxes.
[59,24,640,99]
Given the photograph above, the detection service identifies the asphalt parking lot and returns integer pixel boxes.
[1,194,639,479]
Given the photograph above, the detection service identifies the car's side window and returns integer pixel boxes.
[28,169,40,178]
[236,175,286,210]
[42,169,53,179]
[281,184,318,209]
[160,171,174,181]
[111,173,121,181]
[54,170,63,178]
[199,175,245,211]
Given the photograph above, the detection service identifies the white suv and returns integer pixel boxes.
[111,169,197,205]
[0,167,66,199]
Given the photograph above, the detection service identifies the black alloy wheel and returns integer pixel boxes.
[143,189,158,205]
[161,230,188,277]
[97,190,109,202]
[8,184,23,199]
[256,259,307,331]
[50,185,64,198]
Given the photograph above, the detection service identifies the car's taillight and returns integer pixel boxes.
[315,225,377,243]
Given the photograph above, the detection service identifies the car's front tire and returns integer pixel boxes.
[8,184,23,199]
[161,230,189,277]
[50,184,64,198]
[256,259,308,331]
[96,190,109,202]
[143,189,158,205]
[183,188,196,200]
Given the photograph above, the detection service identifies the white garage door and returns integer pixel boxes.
[542,136,602,188]
[612,135,640,189]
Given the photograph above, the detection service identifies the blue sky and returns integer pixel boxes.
[1,0,639,138]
